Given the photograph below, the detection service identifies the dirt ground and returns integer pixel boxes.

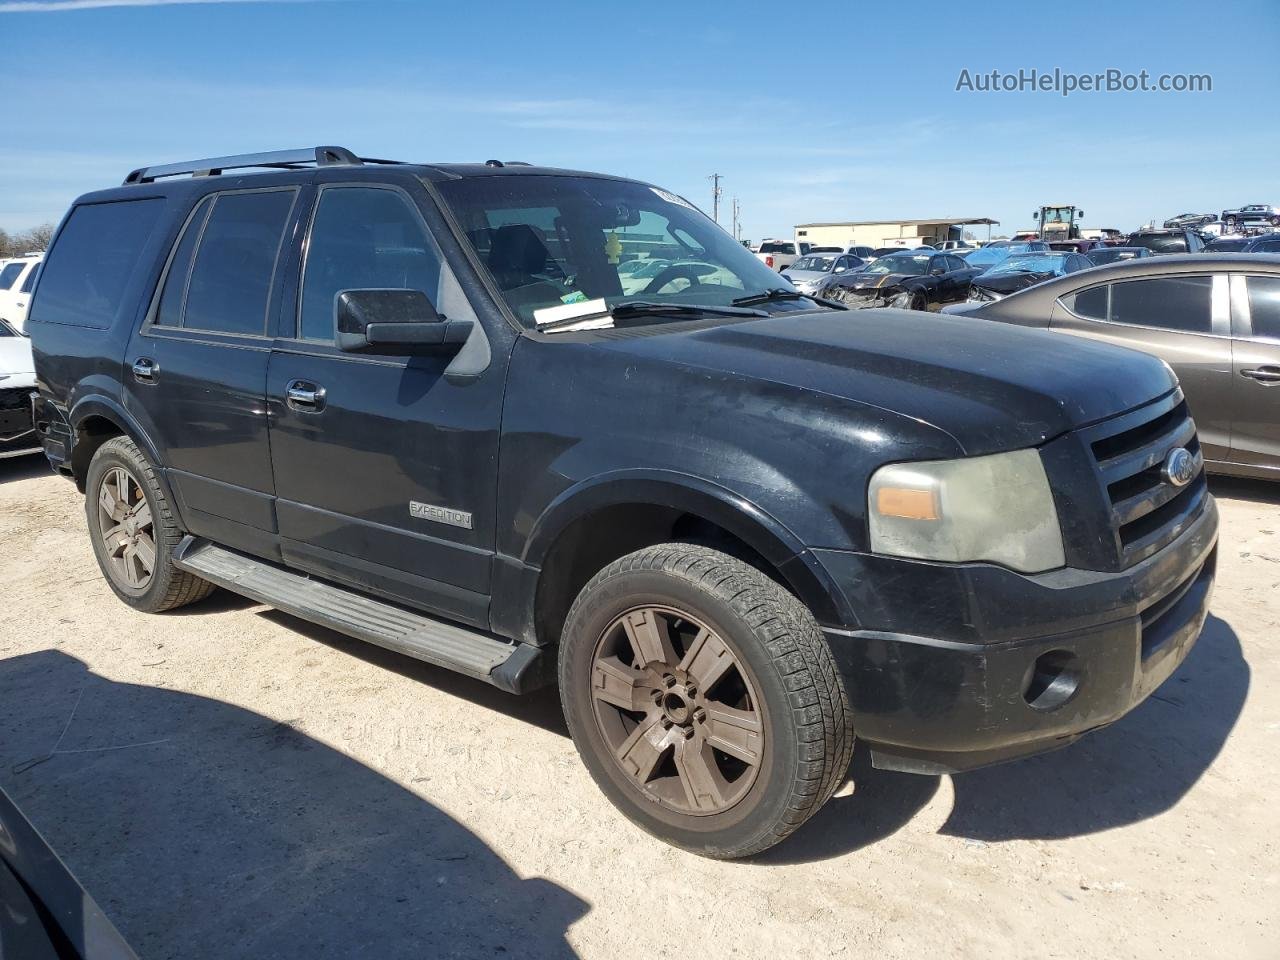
[0,454,1275,959]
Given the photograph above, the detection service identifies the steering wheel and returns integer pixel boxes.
[642,263,706,295]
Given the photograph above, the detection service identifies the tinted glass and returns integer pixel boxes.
[154,198,212,328]
[183,191,294,335]
[1109,276,1212,332]
[0,263,23,290]
[1250,239,1280,253]
[20,262,40,294]
[28,199,164,328]
[1071,285,1108,320]
[300,187,443,341]
[439,175,784,328]
[1246,275,1280,340]
[1129,234,1188,254]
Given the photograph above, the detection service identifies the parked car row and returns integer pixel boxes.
[944,253,1280,479]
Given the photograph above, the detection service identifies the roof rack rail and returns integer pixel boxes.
[123,145,376,185]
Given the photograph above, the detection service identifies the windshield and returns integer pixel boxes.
[789,255,836,272]
[963,243,1042,268]
[982,253,1069,276]
[437,175,797,327]
[862,254,929,276]
[1088,248,1145,264]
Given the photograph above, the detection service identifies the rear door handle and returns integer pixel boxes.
[132,357,158,383]
[1241,365,1280,385]
[286,380,326,411]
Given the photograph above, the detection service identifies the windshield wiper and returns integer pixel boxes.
[732,288,848,310]
[536,300,767,333]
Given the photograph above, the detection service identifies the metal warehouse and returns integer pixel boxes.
[794,217,1000,249]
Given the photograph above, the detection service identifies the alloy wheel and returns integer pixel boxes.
[590,606,764,816]
[96,466,156,589]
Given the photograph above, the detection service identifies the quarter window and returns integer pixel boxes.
[27,198,165,329]
[0,262,23,290]
[1070,285,1108,320]
[300,187,443,341]
[182,190,295,335]
[1246,275,1280,340]
[20,262,40,294]
[1108,276,1213,333]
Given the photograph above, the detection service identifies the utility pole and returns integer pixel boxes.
[709,173,722,223]
[731,197,740,240]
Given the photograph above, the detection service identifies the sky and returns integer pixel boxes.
[1,0,1277,242]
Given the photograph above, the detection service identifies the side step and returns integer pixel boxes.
[172,538,549,693]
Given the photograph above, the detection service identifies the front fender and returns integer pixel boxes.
[521,470,851,627]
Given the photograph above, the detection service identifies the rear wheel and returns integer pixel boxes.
[558,544,854,859]
[85,436,214,612]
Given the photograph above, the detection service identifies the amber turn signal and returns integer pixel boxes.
[875,486,939,521]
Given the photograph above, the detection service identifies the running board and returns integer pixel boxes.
[172,538,549,693]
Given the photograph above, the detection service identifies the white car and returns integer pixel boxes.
[0,319,39,459]
[0,256,42,333]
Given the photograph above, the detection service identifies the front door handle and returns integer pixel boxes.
[1241,365,1280,385]
[132,357,159,383]
[286,380,326,411]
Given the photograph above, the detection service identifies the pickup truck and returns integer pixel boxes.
[1221,204,1280,230]
[753,239,805,271]
[28,146,1218,859]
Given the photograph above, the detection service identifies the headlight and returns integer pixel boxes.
[868,449,1065,573]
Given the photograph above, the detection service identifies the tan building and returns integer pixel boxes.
[794,217,999,250]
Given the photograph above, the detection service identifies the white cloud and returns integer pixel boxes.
[0,0,322,11]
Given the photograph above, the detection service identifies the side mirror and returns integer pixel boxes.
[335,289,473,355]
[1032,211,1040,221]
[1077,210,1084,219]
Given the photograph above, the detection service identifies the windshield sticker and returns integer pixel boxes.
[560,290,589,304]
[650,187,697,211]
[534,297,608,327]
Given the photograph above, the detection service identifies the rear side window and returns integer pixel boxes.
[181,190,295,335]
[0,262,23,290]
[299,186,443,341]
[1070,284,1108,320]
[154,197,213,328]
[1246,275,1280,340]
[1109,276,1213,333]
[28,198,164,328]
[20,262,39,294]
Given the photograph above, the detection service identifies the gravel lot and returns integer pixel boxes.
[0,454,1276,959]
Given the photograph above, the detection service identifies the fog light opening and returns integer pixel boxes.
[1023,650,1080,712]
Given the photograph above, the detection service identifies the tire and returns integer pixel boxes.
[85,436,215,613]
[558,544,854,859]
[911,292,927,311]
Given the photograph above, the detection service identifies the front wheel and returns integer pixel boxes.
[558,544,854,859]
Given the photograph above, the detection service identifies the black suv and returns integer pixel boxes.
[28,147,1219,858]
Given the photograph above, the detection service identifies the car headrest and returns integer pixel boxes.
[488,224,550,279]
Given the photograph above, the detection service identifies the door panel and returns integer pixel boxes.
[125,187,298,558]
[266,183,504,627]
[1230,275,1280,470]
[1051,275,1233,462]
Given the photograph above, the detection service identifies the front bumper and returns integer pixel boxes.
[814,495,1219,774]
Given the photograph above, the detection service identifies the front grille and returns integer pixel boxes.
[1086,392,1207,567]
[0,387,34,440]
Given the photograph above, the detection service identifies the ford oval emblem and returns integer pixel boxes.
[1162,447,1196,487]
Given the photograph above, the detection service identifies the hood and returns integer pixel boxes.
[848,272,909,293]
[599,309,1175,456]
[973,271,1056,295]
[0,336,35,379]
[780,270,829,284]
